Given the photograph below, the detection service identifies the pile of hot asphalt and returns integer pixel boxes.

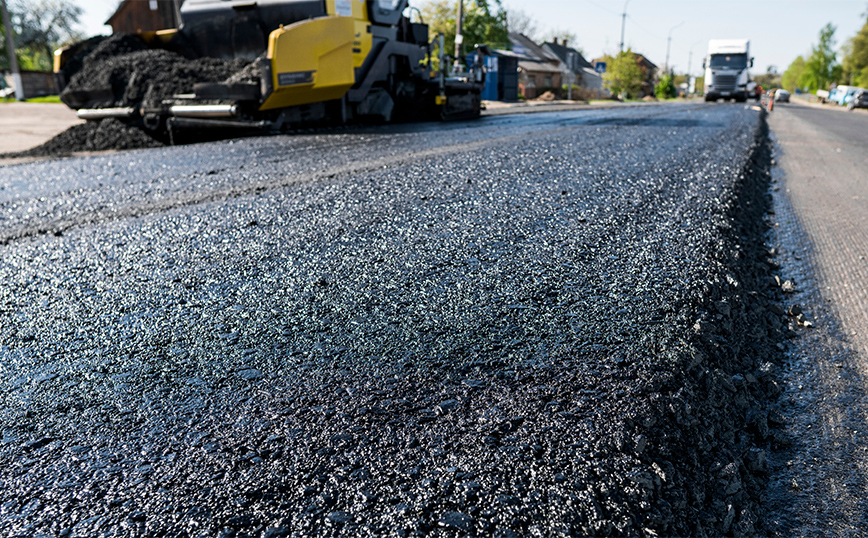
[2,34,251,158]
[0,106,789,536]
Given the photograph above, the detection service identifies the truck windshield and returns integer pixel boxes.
[710,53,747,69]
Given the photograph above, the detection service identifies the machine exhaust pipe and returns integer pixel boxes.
[169,104,238,119]
[77,107,137,120]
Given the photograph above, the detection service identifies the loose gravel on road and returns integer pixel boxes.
[0,103,791,536]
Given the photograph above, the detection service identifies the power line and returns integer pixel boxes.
[625,15,665,41]
[581,0,620,17]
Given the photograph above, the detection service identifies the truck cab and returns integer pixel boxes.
[703,39,753,102]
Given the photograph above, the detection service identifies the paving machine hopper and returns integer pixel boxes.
[54,0,484,137]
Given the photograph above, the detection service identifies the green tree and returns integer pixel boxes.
[802,23,838,91]
[781,56,806,92]
[463,0,508,49]
[418,0,508,62]
[505,8,539,41]
[841,14,868,86]
[602,48,644,99]
[654,73,676,99]
[16,0,83,67]
[1,0,83,72]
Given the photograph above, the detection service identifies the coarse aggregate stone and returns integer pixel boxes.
[0,103,789,536]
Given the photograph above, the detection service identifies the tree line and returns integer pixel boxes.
[782,11,868,93]
[1,0,84,72]
[416,0,577,58]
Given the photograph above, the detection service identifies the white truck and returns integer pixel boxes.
[703,39,754,102]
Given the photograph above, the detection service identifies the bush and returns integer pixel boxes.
[561,84,598,101]
[655,74,677,99]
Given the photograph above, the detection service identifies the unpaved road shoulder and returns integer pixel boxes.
[769,100,868,356]
[0,102,83,154]
[765,100,868,536]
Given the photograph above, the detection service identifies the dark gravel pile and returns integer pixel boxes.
[61,33,251,110]
[54,35,107,89]
[3,118,164,158]
[0,105,789,536]
[2,33,254,158]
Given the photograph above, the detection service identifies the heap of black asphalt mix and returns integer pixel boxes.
[1,34,252,158]
[0,109,792,537]
[59,34,250,111]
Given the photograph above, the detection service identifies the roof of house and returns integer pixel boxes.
[488,49,534,61]
[543,42,594,71]
[636,54,658,70]
[107,0,183,25]
[508,33,559,63]
[518,60,563,75]
[105,0,131,25]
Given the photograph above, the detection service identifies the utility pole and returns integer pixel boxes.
[687,40,702,79]
[1,0,24,101]
[453,0,464,73]
[619,0,631,53]
[685,40,702,95]
[665,21,684,76]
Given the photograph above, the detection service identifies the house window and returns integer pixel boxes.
[150,0,158,10]
[544,74,553,88]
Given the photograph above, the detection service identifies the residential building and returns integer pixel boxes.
[508,33,562,99]
[107,0,182,34]
[592,52,659,98]
[3,70,57,99]
[634,54,659,97]
[542,40,602,96]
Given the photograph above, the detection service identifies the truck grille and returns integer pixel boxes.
[713,74,737,91]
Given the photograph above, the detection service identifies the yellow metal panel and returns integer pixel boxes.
[352,20,373,70]
[260,17,357,111]
[53,48,65,73]
[326,0,372,71]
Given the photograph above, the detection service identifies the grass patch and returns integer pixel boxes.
[25,96,63,104]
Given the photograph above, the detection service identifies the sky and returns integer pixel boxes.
[79,0,867,77]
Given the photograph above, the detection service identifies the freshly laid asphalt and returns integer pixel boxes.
[1,102,791,536]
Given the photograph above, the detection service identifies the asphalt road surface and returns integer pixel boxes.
[1,103,793,537]
[763,100,868,537]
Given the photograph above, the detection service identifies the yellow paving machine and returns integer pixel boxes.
[54,0,483,135]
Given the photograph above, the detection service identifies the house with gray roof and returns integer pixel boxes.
[508,33,563,99]
[542,40,602,96]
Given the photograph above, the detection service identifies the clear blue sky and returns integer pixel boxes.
[79,0,867,76]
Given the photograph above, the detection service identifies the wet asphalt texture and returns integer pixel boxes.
[0,103,792,537]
